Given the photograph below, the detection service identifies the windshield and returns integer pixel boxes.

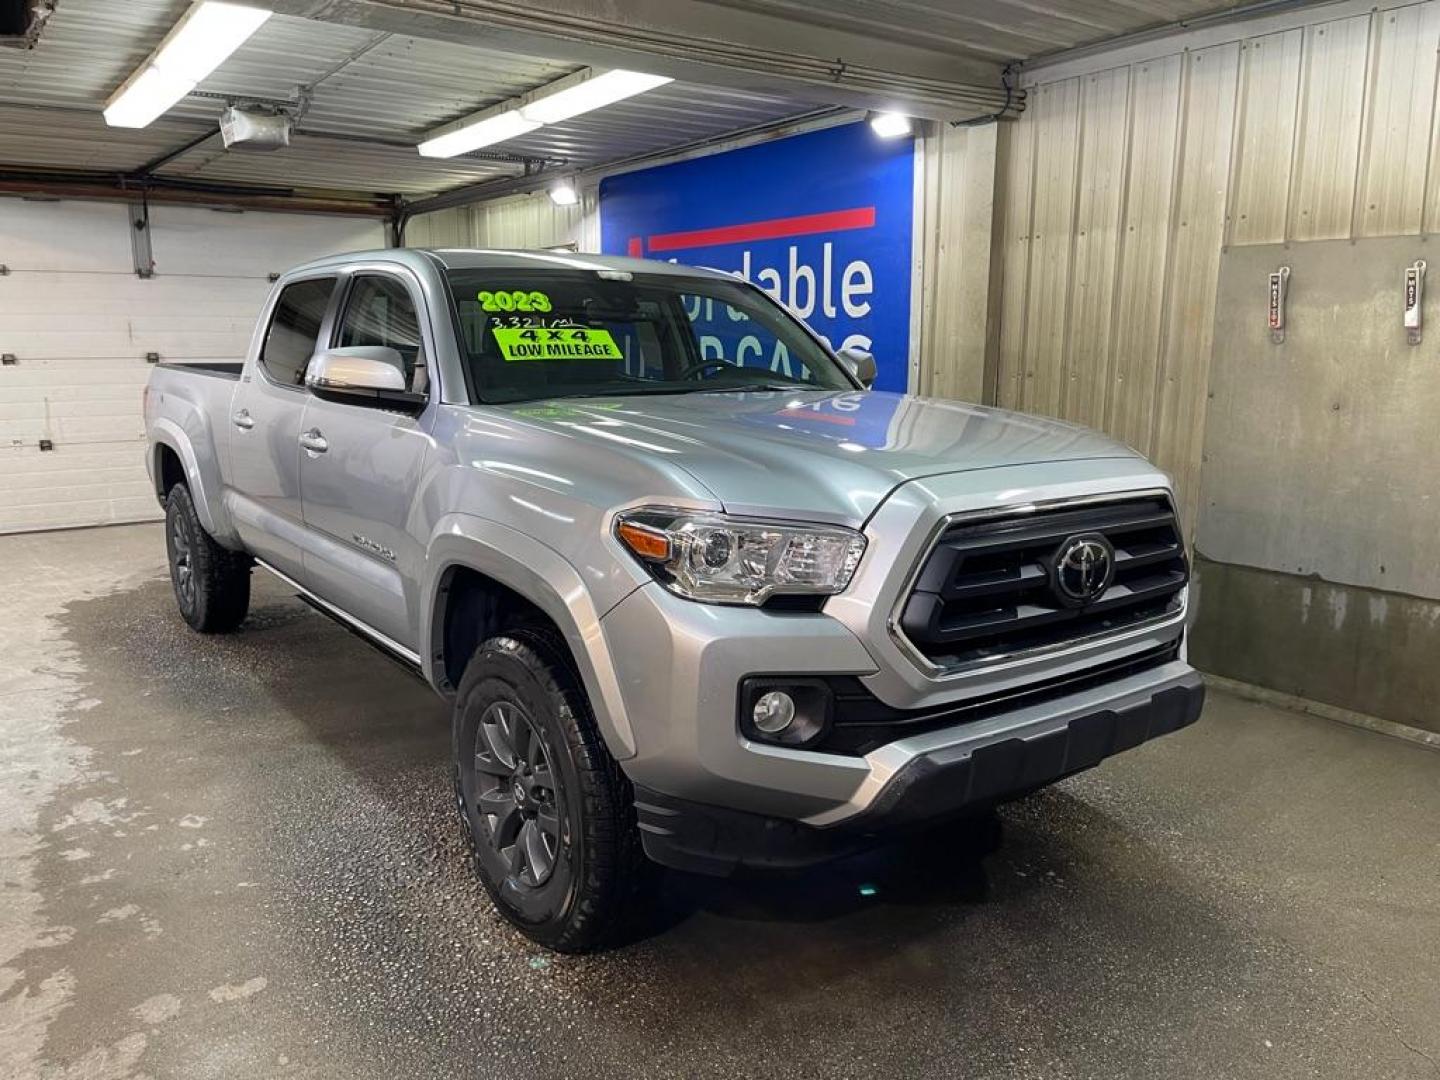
[445,268,855,404]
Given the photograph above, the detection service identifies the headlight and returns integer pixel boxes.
[614,507,866,605]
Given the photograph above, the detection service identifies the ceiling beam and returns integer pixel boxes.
[265,0,1014,121]
[0,168,395,216]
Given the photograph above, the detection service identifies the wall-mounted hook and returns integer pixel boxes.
[1404,260,1426,346]
[1268,266,1290,345]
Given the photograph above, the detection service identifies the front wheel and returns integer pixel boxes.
[164,483,250,632]
[453,629,651,952]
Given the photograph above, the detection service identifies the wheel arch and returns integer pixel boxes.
[148,420,233,540]
[422,516,638,759]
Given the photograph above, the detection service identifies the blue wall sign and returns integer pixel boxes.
[599,122,915,392]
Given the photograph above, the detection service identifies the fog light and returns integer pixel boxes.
[752,690,796,734]
[739,678,834,748]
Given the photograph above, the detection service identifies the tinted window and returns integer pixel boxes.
[445,270,852,404]
[337,275,426,393]
[260,277,335,387]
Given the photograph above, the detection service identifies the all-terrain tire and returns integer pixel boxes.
[164,482,251,633]
[453,627,652,952]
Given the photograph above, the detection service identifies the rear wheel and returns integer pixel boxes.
[164,483,250,632]
[453,628,651,952]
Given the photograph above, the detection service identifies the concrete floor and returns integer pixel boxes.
[1,524,1437,1080]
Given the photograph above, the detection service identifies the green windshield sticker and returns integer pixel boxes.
[477,289,552,314]
[493,326,624,362]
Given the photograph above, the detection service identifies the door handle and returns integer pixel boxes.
[231,409,255,430]
[298,428,328,454]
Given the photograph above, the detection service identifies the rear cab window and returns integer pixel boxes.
[259,277,337,387]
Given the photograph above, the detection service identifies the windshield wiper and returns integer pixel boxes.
[687,382,810,393]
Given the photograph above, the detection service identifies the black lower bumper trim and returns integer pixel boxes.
[634,671,1205,876]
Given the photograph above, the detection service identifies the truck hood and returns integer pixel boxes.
[503,389,1141,524]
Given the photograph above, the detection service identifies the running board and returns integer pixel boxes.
[254,559,425,678]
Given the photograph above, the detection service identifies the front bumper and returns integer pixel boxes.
[633,669,1204,875]
[601,578,1201,828]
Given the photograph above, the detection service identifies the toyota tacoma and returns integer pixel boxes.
[143,248,1203,951]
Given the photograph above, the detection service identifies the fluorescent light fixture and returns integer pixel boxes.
[417,110,541,158]
[548,181,579,207]
[104,2,272,129]
[520,70,673,125]
[417,67,672,159]
[869,111,912,138]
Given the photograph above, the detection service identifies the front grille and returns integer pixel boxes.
[897,494,1187,669]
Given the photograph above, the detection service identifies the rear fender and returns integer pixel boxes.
[150,417,241,546]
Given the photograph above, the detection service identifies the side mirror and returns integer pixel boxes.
[306,346,424,411]
[836,345,877,388]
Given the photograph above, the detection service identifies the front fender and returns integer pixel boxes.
[149,417,240,546]
[421,514,640,759]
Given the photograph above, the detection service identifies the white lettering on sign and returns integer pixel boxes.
[842,260,873,317]
[789,246,815,318]
[737,246,876,324]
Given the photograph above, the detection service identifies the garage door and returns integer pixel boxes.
[0,200,383,534]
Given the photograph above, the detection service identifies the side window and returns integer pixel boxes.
[337,275,427,394]
[260,277,336,387]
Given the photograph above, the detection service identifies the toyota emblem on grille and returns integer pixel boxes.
[1052,533,1115,605]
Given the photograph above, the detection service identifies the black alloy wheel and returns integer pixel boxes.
[169,509,196,612]
[472,699,565,889]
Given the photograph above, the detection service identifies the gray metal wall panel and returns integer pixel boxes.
[1152,42,1240,530]
[916,123,997,404]
[1105,55,1182,459]
[1357,2,1440,237]
[1227,30,1302,246]
[995,106,1038,412]
[1021,78,1083,417]
[1287,15,1371,242]
[407,190,600,252]
[1062,66,1130,430]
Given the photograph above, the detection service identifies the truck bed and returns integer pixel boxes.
[158,361,243,379]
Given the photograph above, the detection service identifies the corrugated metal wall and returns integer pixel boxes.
[407,191,600,252]
[996,0,1440,527]
[915,123,997,404]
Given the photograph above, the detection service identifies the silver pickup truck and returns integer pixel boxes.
[144,248,1203,951]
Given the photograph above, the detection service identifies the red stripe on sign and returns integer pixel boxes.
[627,236,643,257]
[646,207,876,253]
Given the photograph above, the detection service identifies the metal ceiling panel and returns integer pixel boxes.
[699,0,1254,61]
[0,0,812,197]
[0,103,195,172]
[0,0,181,110]
[155,132,521,196]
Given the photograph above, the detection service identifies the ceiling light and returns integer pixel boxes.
[417,110,541,158]
[548,181,579,207]
[417,67,671,159]
[521,70,673,125]
[869,111,912,138]
[103,2,272,129]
